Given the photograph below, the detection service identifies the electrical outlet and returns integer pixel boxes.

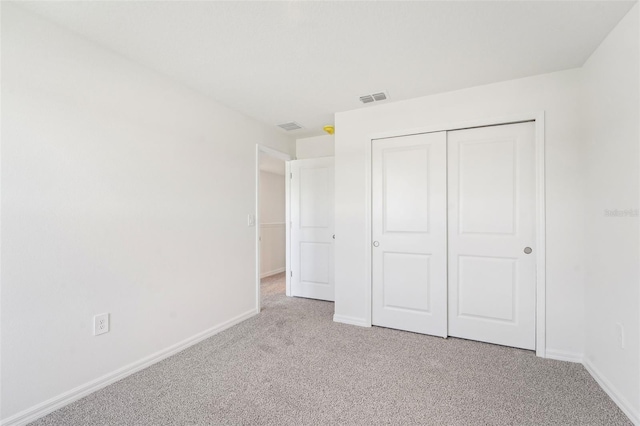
[94,313,110,336]
[616,322,625,349]
[247,214,256,227]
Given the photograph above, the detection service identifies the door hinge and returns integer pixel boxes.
[290,172,293,179]
[290,271,293,277]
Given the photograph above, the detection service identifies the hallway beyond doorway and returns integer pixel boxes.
[261,271,285,297]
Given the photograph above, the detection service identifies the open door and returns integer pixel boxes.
[290,157,335,301]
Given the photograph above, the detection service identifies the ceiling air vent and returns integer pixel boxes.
[359,91,390,104]
[359,95,375,104]
[277,122,303,131]
[372,92,387,101]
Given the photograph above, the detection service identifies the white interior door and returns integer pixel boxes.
[447,122,536,350]
[290,157,334,301]
[371,132,448,336]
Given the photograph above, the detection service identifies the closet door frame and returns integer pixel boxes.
[364,112,547,358]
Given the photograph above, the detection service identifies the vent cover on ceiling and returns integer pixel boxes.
[360,91,389,104]
[277,122,303,131]
[359,95,375,104]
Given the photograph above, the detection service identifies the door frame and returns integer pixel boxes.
[255,145,293,313]
[364,112,547,357]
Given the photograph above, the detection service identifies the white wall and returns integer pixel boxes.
[334,69,586,358]
[259,170,286,277]
[0,4,294,422]
[582,4,639,421]
[259,170,286,224]
[296,134,335,159]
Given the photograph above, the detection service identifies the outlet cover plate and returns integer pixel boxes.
[94,313,110,336]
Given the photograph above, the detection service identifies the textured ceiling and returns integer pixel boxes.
[15,1,636,137]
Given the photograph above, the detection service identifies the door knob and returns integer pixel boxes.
[524,247,532,254]
[332,234,335,239]
[373,241,380,247]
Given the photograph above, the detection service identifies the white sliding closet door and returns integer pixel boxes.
[371,132,447,336]
[447,122,536,350]
[290,157,335,301]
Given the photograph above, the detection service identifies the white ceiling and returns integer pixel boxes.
[16,1,636,137]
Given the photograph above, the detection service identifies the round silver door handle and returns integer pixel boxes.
[373,241,380,247]
[524,247,532,254]
[332,234,335,239]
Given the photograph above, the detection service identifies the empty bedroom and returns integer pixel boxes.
[1,1,638,425]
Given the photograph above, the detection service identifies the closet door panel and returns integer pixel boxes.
[371,132,447,336]
[447,122,536,350]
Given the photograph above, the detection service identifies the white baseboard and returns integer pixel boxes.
[545,349,583,363]
[0,309,259,426]
[583,357,639,425]
[333,314,370,328]
[260,267,285,279]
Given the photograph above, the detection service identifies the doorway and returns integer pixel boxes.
[255,145,291,311]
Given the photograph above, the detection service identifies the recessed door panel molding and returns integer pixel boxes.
[383,146,430,234]
[458,138,516,235]
[291,157,335,301]
[382,252,431,313]
[300,167,331,229]
[300,242,331,284]
[457,255,516,323]
[448,122,536,350]
[372,132,447,337]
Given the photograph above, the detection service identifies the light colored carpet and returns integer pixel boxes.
[260,272,286,296]
[32,275,630,425]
